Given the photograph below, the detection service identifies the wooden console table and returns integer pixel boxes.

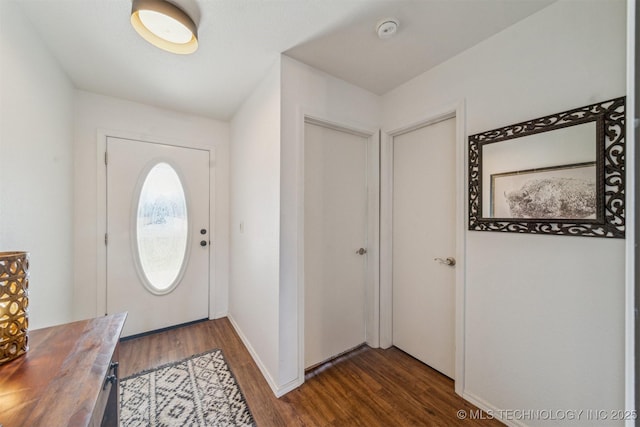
[0,313,127,427]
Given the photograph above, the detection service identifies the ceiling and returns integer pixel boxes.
[18,0,555,121]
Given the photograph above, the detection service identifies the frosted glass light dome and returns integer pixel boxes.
[138,9,193,44]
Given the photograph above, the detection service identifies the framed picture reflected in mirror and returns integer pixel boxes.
[468,97,625,238]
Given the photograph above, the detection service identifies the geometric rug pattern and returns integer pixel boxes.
[120,349,256,427]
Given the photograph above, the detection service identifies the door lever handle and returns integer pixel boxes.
[356,248,367,255]
[434,257,456,266]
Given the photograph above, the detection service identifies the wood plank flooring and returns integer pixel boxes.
[119,318,502,426]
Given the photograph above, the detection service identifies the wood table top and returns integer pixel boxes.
[0,313,126,427]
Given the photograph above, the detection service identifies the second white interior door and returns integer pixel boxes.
[392,118,456,378]
[304,122,369,369]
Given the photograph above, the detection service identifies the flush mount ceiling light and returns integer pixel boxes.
[376,18,399,40]
[131,0,198,54]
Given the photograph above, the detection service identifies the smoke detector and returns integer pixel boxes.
[376,18,399,39]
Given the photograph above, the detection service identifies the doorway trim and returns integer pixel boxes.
[297,112,380,387]
[380,100,466,395]
[96,129,216,320]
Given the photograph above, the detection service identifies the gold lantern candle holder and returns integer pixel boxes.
[0,251,29,364]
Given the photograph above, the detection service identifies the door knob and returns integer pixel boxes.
[434,257,455,266]
[200,240,208,247]
[356,248,367,255]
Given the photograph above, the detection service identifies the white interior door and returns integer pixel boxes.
[304,122,369,368]
[106,136,210,337]
[392,118,456,378]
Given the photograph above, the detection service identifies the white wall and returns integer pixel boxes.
[382,1,626,425]
[73,91,230,320]
[0,1,75,329]
[228,56,381,395]
[628,0,638,420]
[279,56,381,390]
[228,60,282,393]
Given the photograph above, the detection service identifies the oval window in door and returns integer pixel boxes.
[135,162,189,294]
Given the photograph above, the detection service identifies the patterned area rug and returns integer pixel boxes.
[120,349,256,426]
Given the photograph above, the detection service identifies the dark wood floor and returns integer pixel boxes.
[119,318,502,426]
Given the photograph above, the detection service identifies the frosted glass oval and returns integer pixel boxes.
[136,163,188,293]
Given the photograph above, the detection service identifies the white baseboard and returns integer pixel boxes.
[227,314,298,397]
[462,391,527,427]
[275,376,303,397]
[212,310,228,320]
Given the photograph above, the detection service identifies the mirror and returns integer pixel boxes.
[468,97,625,238]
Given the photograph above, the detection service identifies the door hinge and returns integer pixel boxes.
[104,151,108,165]
[105,233,108,245]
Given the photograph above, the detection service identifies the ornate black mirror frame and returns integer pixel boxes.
[468,97,625,238]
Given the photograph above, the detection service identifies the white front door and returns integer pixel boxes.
[392,118,456,378]
[106,136,210,337]
[304,122,369,368]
